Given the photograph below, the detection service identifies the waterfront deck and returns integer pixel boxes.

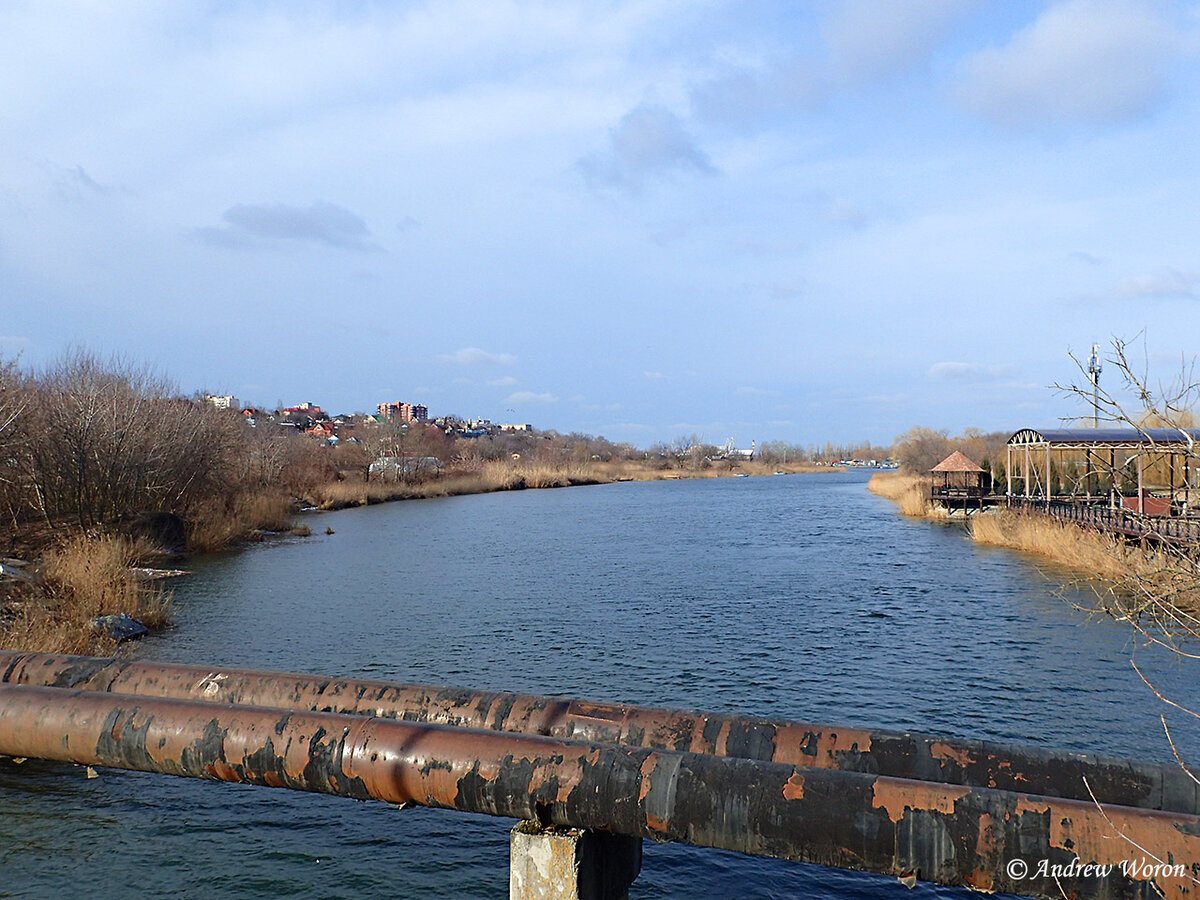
[1009,496,1200,547]
[974,426,1200,545]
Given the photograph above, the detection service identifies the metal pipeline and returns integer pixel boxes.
[1,650,1196,816]
[0,682,1197,900]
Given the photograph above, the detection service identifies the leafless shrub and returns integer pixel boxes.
[23,349,229,528]
[1055,336,1200,781]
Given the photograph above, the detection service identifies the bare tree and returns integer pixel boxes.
[1056,336,1200,781]
[893,427,951,474]
[23,350,230,528]
[0,357,31,537]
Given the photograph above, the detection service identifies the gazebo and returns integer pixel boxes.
[930,451,987,513]
[1006,427,1200,515]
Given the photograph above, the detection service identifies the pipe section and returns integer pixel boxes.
[2,650,1195,816]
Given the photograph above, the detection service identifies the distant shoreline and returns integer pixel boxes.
[301,458,836,511]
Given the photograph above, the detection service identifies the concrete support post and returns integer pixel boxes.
[510,822,642,900]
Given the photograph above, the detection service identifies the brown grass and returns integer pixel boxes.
[868,472,936,518]
[969,510,1133,580]
[969,511,1200,619]
[307,458,833,510]
[186,490,296,552]
[306,460,597,509]
[0,533,171,654]
[967,509,1200,615]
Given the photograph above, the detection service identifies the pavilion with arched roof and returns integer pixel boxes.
[1005,427,1200,517]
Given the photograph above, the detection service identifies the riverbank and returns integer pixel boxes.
[969,508,1199,613]
[304,457,829,510]
[0,534,172,655]
[866,471,938,518]
[868,472,1198,615]
[0,459,829,654]
[869,470,1138,575]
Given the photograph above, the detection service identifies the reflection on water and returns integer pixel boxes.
[1,472,1195,898]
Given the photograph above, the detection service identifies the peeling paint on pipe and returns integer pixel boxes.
[1,650,1196,817]
[0,683,1198,899]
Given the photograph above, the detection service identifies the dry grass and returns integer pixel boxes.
[0,533,171,654]
[307,460,603,509]
[186,490,296,552]
[308,458,832,510]
[967,509,1200,615]
[868,472,936,518]
[969,510,1133,580]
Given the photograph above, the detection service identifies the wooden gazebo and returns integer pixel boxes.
[931,451,987,513]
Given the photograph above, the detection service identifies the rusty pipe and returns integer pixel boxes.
[1,683,1198,900]
[1,650,1195,816]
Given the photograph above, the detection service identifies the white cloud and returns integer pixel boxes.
[438,347,516,366]
[488,375,519,386]
[643,370,666,379]
[689,58,824,129]
[506,390,558,404]
[955,0,1179,129]
[735,386,778,396]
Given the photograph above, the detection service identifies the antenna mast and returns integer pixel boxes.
[1087,343,1102,428]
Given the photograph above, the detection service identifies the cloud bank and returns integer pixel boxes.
[955,0,1179,129]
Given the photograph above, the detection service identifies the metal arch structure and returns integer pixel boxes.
[1007,428,1200,453]
[1005,428,1200,517]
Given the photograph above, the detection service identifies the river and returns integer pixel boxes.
[2,471,1196,898]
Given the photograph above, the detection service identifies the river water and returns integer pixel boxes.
[2,471,1197,898]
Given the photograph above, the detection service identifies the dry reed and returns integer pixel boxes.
[969,510,1132,580]
[186,490,296,552]
[967,508,1200,618]
[867,472,936,518]
[307,458,831,511]
[0,533,171,654]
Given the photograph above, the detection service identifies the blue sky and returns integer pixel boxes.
[3,1,1198,447]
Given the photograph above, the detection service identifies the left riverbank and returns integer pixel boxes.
[1,457,826,655]
[303,456,827,510]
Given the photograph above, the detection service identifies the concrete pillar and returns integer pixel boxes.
[510,822,642,900]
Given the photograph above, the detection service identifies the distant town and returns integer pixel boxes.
[204,394,900,468]
[205,395,532,445]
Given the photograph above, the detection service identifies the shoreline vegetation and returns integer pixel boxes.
[304,457,829,511]
[1,349,879,654]
[867,470,1134,574]
[0,460,828,654]
[868,471,1192,609]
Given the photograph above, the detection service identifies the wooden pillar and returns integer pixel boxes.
[1024,446,1031,499]
[1170,452,1176,515]
[1007,445,1013,502]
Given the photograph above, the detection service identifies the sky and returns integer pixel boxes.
[2,0,1199,448]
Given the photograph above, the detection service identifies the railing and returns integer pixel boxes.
[1008,496,1200,545]
[0,652,1197,899]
